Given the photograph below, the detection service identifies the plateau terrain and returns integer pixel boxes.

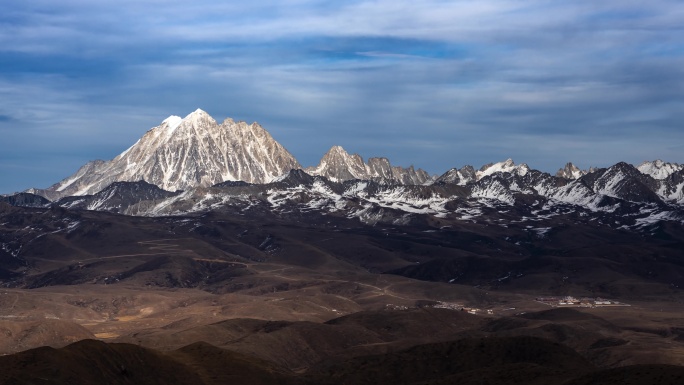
[1,110,683,384]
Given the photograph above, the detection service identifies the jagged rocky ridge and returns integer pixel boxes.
[12,109,683,229]
[8,160,680,231]
[556,162,588,180]
[57,180,182,215]
[637,159,684,180]
[305,145,431,185]
[0,192,51,208]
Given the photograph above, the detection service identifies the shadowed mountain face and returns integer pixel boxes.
[0,192,50,208]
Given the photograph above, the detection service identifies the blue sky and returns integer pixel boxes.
[1,0,683,194]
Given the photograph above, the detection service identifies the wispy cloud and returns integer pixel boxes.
[1,0,683,193]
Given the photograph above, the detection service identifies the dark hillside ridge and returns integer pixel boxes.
[3,337,682,385]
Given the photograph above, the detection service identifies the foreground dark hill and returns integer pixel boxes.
[0,339,297,385]
[116,308,486,370]
[2,336,683,385]
[310,335,596,385]
[111,307,684,371]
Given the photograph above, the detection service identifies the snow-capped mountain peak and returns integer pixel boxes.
[305,146,367,182]
[476,159,527,179]
[305,146,431,185]
[161,115,183,133]
[184,108,213,125]
[555,162,586,180]
[637,160,684,180]
[37,110,301,199]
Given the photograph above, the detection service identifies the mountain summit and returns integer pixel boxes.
[38,109,300,199]
[305,146,432,184]
[637,160,684,180]
[555,162,586,180]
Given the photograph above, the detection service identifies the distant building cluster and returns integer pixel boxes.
[432,302,494,315]
[433,301,463,311]
[384,304,409,311]
[535,296,629,308]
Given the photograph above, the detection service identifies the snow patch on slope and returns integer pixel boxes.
[637,160,683,179]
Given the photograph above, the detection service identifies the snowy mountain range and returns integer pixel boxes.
[30,109,433,201]
[9,109,683,231]
[26,159,678,233]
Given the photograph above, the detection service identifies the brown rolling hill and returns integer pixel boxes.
[2,198,684,382]
[2,336,683,385]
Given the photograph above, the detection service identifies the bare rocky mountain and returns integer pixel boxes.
[475,158,530,180]
[556,162,588,179]
[33,109,301,200]
[433,165,476,185]
[305,145,432,185]
[0,192,50,208]
[433,159,530,186]
[57,180,183,214]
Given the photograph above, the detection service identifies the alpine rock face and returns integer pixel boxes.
[635,160,684,204]
[555,162,587,180]
[637,160,684,180]
[433,165,476,186]
[475,159,530,180]
[579,162,661,203]
[0,192,50,208]
[305,146,432,185]
[58,180,182,214]
[36,109,301,200]
[433,159,529,186]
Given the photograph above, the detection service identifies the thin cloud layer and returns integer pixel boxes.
[1,0,683,193]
